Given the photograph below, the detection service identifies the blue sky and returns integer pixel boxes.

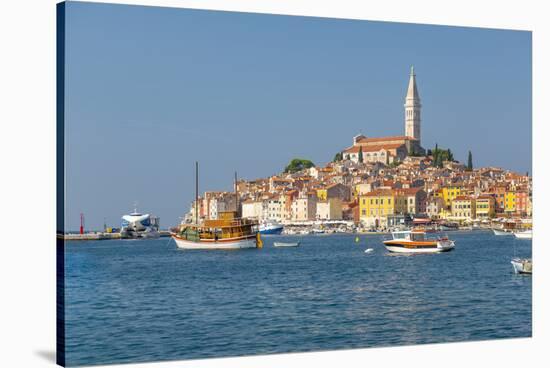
[64,2,531,230]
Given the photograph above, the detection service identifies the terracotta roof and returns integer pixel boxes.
[396,187,424,195]
[454,195,473,201]
[356,135,417,143]
[363,189,395,197]
[477,195,494,200]
[343,143,404,153]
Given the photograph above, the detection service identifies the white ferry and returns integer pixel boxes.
[383,230,455,253]
[121,206,160,239]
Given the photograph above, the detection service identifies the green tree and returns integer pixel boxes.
[333,152,343,162]
[358,147,364,163]
[435,153,443,168]
[284,158,315,173]
[466,151,473,171]
[447,149,454,162]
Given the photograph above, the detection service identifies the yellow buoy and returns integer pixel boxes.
[355,236,360,243]
[256,232,263,248]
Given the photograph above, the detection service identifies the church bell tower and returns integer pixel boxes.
[404,66,421,145]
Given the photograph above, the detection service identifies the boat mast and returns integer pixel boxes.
[235,171,239,217]
[195,161,199,225]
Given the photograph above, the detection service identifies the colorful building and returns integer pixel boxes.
[451,196,476,221]
[441,186,462,207]
[359,189,406,228]
[515,191,528,216]
[316,198,343,220]
[475,195,495,219]
[504,191,516,215]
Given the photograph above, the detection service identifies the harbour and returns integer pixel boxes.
[63,230,532,366]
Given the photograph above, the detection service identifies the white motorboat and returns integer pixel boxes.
[383,230,455,253]
[511,258,532,274]
[258,221,284,235]
[273,241,300,247]
[492,228,513,236]
[514,230,532,239]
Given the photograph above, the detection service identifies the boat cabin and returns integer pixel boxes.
[178,211,258,242]
[390,230,426,242]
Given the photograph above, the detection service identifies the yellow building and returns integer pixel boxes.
[441,186,462,207]
[316,188,327,201]
[359,189,406,228]
[451,196,475,221]
[475,195,496,219]
[505,191,516,214]
[438,208,452,220]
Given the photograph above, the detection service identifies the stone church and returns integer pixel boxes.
[343,67,426,164]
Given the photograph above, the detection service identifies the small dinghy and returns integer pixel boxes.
[274,241,300,247]
[511,258,532,274]
[364,248,374,253]
[492,228,513,236]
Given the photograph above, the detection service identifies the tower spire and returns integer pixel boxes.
[404,66,421,145]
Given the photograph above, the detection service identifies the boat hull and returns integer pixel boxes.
[173,234,257,250]
[511,259,532,274]
[514,231,532,239]
[259,226,284,235]
[492,229,513,236]
[273,242,299,247]
[383,240,455,253]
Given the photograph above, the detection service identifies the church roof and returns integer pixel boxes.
[355,135,417,144]
[343,143,404,153]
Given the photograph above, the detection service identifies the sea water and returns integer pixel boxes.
[64,230,532,366]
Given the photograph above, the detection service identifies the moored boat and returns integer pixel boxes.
[514,230,532,239]
[492,228,513,236]
[172,162,262,250]
[121,205,160,239]
[273,241,300,247]
[172,212,261,250]
[511,258,532,274]
[383,230,455,253]
[259,221,284,235]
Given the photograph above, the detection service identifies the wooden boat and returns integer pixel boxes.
[511,258,532,274]
[514,230,532,239]
[173,211,261,250]
[273,241,300,247]
[172,162,262,250]
[383,230,455,253]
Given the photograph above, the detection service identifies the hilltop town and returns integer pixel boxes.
[185,68,532,231]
